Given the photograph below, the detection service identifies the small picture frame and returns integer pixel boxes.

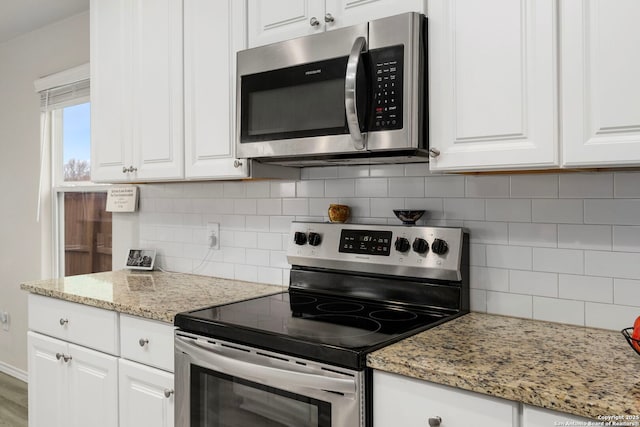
[125,249,156,270]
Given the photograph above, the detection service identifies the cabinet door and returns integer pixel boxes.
[27,332,67,427]
[523,405,593,427]
[561,0,640,167]
[247,0,325,47]
[131,0,184,181]
[90,0,132,183]
[324,0,425,29]
[428,0,557,171]
[373,371,518,427]
[119,359,174,427]
[184,0,249,179]
[67,343,119,427]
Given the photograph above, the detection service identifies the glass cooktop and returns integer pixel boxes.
[174,290,454,369]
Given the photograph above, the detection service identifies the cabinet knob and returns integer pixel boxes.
[123,166,138,173]
[59,318,68,326]
[139,338,149,347]
[122,166,129,173]
[233,160,243,168]
[324,13,334,23]
[164,389,174,398]
[428,148,441,158]
[56,353,72,363]
[428,416,442,427]
[310,16,320,27]
[56,352,64,361]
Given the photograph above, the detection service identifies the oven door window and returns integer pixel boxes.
[191,365,331,427]
[240,56,355,143]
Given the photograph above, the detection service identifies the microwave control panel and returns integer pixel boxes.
[369,45,404,131]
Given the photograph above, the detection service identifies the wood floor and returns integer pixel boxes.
[0,372,27,427]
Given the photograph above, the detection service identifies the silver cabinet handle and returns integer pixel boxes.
[55,353,72,363]
[310,16,320,27]
[123,166,138,173]
[345,36,368,151]
[129,166,138,172]
[122,166,128,173]
[164,389,174,398]
[428,416,442,427]
[428,148,441,158]
[233,160,243,168]
[59,318,68,326]
[324,13,334,23]
[139,338,149,347]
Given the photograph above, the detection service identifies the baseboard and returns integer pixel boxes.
[0,360,27,383]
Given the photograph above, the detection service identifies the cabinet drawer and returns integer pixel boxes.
[120,314,174,372]
[28,294,119,355]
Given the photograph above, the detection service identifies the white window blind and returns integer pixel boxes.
[39,79,90,111]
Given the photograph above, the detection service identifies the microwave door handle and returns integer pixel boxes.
[176,336,356,395]
[345,36,367,151]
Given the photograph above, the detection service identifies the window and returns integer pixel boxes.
[37,65,112,278]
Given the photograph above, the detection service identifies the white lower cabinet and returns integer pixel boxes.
[28,332,119,427]
[522,405,593,427]
[373,371,519,427]
[119,359,174,427]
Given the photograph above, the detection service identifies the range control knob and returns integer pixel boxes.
[308,232,322,246]
[395,237,410,253]
[412,238,429,254]
[431,238,449,255]
[294,232,307,246]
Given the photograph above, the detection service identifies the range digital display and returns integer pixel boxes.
[339,230,393,256]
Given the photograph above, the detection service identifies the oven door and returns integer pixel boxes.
[175,333,364,427]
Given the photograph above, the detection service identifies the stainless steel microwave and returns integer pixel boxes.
[236,12,428,166]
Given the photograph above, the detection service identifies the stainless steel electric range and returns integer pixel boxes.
[174,221,469,427]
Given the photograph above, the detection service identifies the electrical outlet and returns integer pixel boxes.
[0,311,9,331]
[206,222,220,250]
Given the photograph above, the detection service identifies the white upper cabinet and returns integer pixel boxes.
[247,0,425,48]
[91,0,184,183]
[561,0,640,167]
[428,0,558,172]
[184,0,250,179]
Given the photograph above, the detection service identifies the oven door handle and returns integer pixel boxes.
[345,36,367,151]
[176,336,357,395]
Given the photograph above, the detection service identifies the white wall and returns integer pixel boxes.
[139,166,640,332]
[0,11,89,376]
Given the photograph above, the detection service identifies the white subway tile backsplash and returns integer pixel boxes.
[533,248,583,274]
[138,168,640,331]
[586,302,639,330]
[444,199,485,221]
[370,164,405,177]
[558,224,612,250]
[509,270,558,297]
[388,177,425,197]
[465,176,510,198]
[532,199,584,224]
[486,291,532,318]
[613,226,640,252]
[508,223,557,248]
[585,199,640,225]
[270,181,296,198]
[486,199,531,222]
[283,198,309,216]
[559,274,613,303]
[585,251,640,280]
[510,174,558,198]
[425,176,465,198]
[296,181,325,198]
[470,266,509,291]
[325,179,356,197]
[464,221,509,245]
[614,279,640,307]
[355,178,388,197]
[533,297,585,326]
[614,172,640,198]
[486,245,532,270]
[559,173,613,199]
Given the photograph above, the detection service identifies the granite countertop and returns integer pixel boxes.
[368,312,640,420]
[20,270,283,323]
